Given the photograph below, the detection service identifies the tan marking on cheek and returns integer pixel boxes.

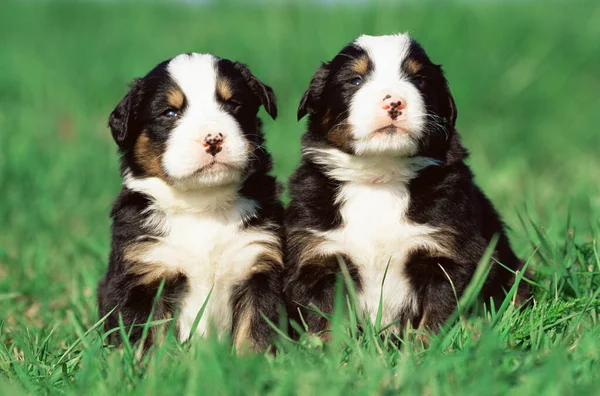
[124,241,181,285]
[405,58,422,75]
[327,123,354,154]
[350,55,369,75]
[134,131,166,179]
[166,87,185,109]
[321,105,354,153]
[216,77,233,101]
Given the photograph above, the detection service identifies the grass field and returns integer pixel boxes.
[1,0,599,394]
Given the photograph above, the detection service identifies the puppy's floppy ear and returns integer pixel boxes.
[233,62,278,120]
[442,80,457,129]
[297,62,330,121]
[109,78,143,148]
[435,66,457,129]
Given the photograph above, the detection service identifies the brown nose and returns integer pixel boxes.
[203,133,224,156]
[381,94,406,120]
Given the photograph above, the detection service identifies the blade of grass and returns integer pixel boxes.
[375,259,391,333]
[187,284,214,341]
[137,278,167,355]
[54,306,116,368]
[457,235,498,312]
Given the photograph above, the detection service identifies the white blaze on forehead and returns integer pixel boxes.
[167,53,219,108]
[354,33,412,80]
[348,33,427,156]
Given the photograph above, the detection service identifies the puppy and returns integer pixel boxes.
[284,34,529,338]
[97,53,283,352]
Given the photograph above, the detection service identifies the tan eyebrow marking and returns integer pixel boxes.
[405,58,423,75]
[165,87,185,109]
[216,77,233,101]
[350,55,369,75]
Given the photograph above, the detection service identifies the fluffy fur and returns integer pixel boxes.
[285,33,530,338]
[97,53,283,352]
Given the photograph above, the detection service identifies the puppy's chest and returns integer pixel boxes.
[143,209,269,340]
[157,213,249,277]
[327,183,444,323]
[332,183,441,265]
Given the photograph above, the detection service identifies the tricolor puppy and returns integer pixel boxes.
[97,53,283,351]
[285,34,529,337]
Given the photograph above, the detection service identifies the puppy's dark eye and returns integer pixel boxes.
[163,108,179,118]
[413,76,425,86]
[224,99,243,110]
[350,77,363,86]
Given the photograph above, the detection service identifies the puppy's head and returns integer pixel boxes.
[110,53,277,190]
[298,33,456,158]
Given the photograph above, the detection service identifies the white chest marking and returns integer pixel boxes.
[126,176,277,342]
[315,182,444,327]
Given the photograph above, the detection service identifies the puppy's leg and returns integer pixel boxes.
[231,255,284,352]
[417,276,460,336]
[285,254,359,341]
[407,254,469,337]
[100,271,186,348]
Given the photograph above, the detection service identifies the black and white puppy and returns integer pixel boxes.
[97,53,283,351]
[285,34,529,337]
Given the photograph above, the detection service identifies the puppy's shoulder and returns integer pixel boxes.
[286,158,341,230]
[240,172,284,228]
[110,187,151,221]
[108,187,158,247]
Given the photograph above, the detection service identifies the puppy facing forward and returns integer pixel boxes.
[285,34,529,338]
[97,53,283,352]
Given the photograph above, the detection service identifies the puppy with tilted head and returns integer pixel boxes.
[97,53,283,352]
[285,34,530,338]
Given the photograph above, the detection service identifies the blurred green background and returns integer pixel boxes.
[0,1,599,394]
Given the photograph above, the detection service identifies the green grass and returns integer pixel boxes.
[1,0,600,394]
